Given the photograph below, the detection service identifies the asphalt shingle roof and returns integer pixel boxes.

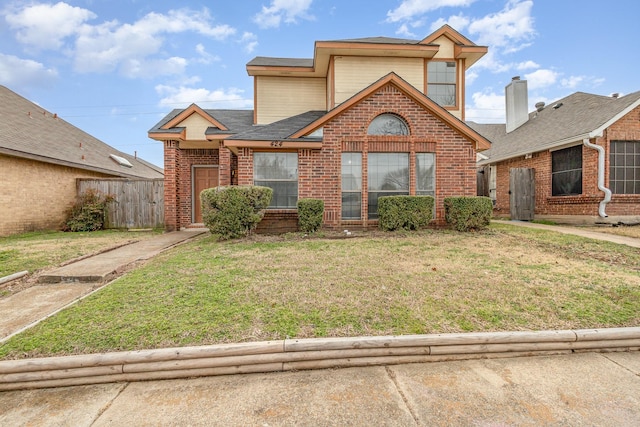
[0,85,163,178]
[149,109,255,136]
[227,111,326,141]
[246,57,315,68]
[471,90,640,164]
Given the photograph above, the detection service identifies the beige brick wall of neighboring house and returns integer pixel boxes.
[0,154,110,236]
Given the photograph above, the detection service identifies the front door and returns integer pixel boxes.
[193,167,218,223]
[509,168,535,220]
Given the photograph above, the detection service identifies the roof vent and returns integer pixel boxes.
[109,154,133,168]
[552,102,563,110]
[535,102,545,112]
[611,93,619,98]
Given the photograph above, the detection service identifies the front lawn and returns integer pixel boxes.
[0,229,162,277]
[1,223,638,359]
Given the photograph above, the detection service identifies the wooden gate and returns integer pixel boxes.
[78,179,164,229]
[509,168,535,220]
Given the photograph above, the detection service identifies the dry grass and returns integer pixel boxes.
[1,223,638,359]
[0,230,161,296]
[590,224,640,239]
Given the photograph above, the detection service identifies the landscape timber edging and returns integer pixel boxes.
[1,327,639,391]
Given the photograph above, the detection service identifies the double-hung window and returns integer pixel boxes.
[253,152,298,208]
[367,153,409,219]
[610,141,640,194]
[427,61,457,107]
[552,145,582,196]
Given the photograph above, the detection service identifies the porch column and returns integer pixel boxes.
[163,140,180,231]
[219,146,232,186]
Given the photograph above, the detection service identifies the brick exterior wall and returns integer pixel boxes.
[164,141,219,231]
[237,83,476,230]
[493,105,640,220]
[0,154,110,236]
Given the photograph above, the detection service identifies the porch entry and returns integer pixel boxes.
[193,166,218,223]
[509,167,535,221]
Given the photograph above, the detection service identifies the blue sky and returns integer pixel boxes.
[1,0,638,168]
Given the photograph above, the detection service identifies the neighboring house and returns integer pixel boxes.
[0,85,164,236]
[149,25,491,232]
[473,77,640,224]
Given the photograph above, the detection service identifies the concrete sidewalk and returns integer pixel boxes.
[1,351,639,426]
[493,220,640,248]
[0,230,206,342]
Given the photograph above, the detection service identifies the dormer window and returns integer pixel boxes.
[367,114,409,136]
[427,61,456,107]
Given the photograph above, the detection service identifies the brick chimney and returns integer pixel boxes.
[505,76,529,133]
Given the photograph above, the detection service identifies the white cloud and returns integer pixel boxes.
[253,0,314,29]
[70,7,235,76]
[468,0,535,50]
[6,3,236,78]
[155,85,253,109]
[240,32,259,53]
[396,24,417,38]
[561,75,583,89]
[195,44,221,64]
[387,0,476,23]
[516,60,539,70]
[5,2,95,50]
[120,57,188,79]
[524,69,558,90]
[429,14,470,32]
[0,53,58,88]
[466,90,506,123]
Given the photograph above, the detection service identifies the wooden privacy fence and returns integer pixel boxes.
[77,178,164,229]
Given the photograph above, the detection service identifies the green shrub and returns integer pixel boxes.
[64,188,115,232]
[378,196,434,231]
[297,198,324,233]
[200,185,273,239]
[444,196,493,231]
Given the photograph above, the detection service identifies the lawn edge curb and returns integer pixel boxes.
[1,327,639,390]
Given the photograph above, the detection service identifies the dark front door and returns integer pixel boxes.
[193,167,218,223]
[509,168,535,221]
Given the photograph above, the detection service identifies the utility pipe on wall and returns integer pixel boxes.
[582,138,611,218]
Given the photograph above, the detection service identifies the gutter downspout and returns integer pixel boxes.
[582,138,611,218]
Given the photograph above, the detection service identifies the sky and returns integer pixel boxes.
[2,0,639,168]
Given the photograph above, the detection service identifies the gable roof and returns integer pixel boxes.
[472,90,640,165]
[148,108,254,141]
[247,25,487,77]
[290,72,491,151]
[0,85,163,178]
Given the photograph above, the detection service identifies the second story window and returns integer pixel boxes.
[427,61,456,107]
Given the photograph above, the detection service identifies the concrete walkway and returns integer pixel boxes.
[0,230,206,342]
[1,351,639,426]
[493,219,640,248]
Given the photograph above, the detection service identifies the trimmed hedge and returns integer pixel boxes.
[378,195,434,231]
[200,185,273,239]
[297,198,324,233]
[444,196,493,231]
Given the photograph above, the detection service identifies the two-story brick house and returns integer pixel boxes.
[149,25,491,232]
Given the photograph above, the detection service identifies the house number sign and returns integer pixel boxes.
[270,141,283,147]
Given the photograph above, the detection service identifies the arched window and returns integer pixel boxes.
[367,114,409,136]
